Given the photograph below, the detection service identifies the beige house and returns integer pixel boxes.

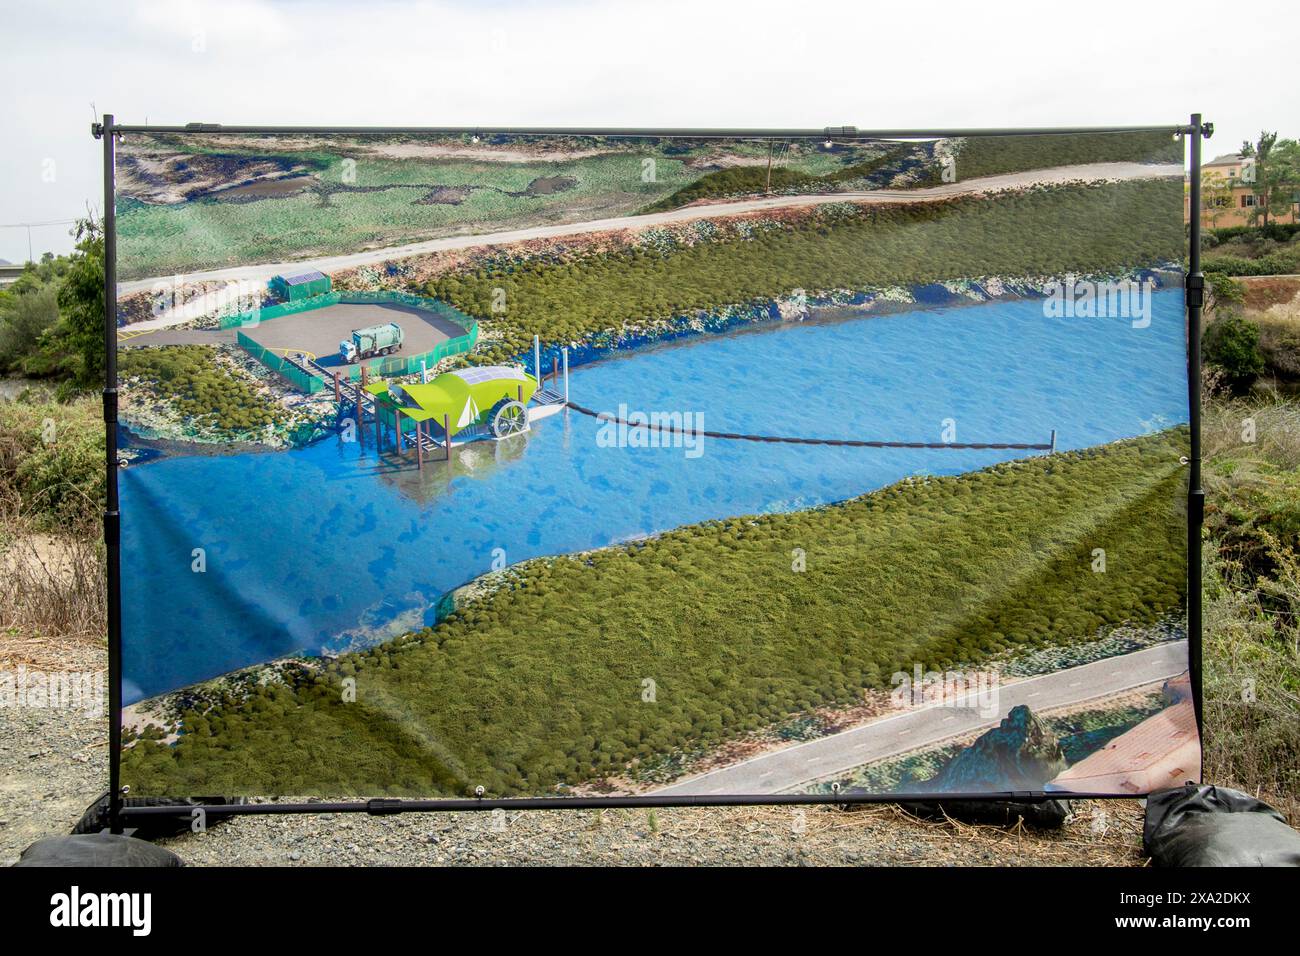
[1185,152,1300,228]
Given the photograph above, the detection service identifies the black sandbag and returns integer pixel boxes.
[14,833,184,867]
[897,798,1072,829]
[1144,784,1300,867]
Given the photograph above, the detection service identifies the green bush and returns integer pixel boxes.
[119,345,289,437]
[1201,251,1300,277]
[1204,313,1266,391]
[1204,271,1245,313]
[1209,223,1300,245]
[0,396,104,530]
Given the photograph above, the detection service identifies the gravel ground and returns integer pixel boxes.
[2,670,1149,866]
[0,694,107,865]
[153,800,1146,867]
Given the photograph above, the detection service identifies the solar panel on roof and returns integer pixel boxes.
[450,366,526,385]
[284,271,326,285]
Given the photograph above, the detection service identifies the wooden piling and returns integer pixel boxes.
[333,371,340,403]
[416,419,423,471]
[443,414,451,461]
[395,408,404,456]
[357,366,367,437]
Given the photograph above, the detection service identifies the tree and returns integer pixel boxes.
[0,282,59,374]
[55,217,105,388]
[1240,132,1299,227]
[1262,139,1300,226]
[1201,171,1235,229]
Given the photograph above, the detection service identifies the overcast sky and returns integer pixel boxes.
[1,0,1296,263]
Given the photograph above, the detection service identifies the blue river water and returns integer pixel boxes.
[120,291,1189,702]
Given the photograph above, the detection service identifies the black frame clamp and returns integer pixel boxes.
[1185,273,1205,310]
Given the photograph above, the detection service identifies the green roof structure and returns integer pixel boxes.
[369,365,538,438]
[270,270,331,302]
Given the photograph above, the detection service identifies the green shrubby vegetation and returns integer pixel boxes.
[0,278,61,375]
[644,166,820,211]
[642,146,913,212]
[953,131,1182,180]
[1207,222,1300,245]
[1202,222,1300,277]
[1202,398,1300,800]
[0,394,104,531]
[121,429,1187,797]
[1202,251,1300,277]
[431,180,1183,362]
[1203,313,1266,392]
[119,345,290,437]
[0,221,105,392]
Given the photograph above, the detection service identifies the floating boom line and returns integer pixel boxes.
[564,401,1056,452]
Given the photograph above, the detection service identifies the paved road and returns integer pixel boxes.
[118,161,1183,311]
[653,640,1189,796]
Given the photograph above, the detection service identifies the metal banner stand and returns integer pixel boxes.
[91,118,1208,827]
[1185,113,1211,749]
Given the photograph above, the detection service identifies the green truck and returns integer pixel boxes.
[340,322,404,364]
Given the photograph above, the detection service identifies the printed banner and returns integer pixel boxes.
[113,128,1195,800]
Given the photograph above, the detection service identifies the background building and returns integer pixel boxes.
[1185,152,1300,228]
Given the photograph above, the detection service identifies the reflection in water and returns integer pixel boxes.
[370,428,536,505]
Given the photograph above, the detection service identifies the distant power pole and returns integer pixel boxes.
[1,218,78,264]
[765,140,774,193]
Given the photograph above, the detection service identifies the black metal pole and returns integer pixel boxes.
[115,788,1146,822]
[1186,114,1206,754]
[95,114,124,832]
[105,122,1193,138]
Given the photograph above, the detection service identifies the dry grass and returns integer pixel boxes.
[0,392,106,670]
[1200,393,1300,818]
[0,522,105,671]
[1203,394,1300,469]
[1201,554,1300,821]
